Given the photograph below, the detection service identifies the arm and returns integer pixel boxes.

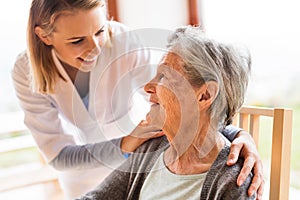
[221,125,242,142]
[51,121,164,170]
[12,52,127,170]
[11,52,74,162]
[50,138,126,170]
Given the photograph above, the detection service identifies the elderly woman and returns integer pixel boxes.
[78,26,256,200]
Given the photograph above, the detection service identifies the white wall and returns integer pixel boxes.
[116,0,189,30]
[202,0,300,106]
[0,1,31,113]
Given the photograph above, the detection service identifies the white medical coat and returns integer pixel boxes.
[12,21,156,199]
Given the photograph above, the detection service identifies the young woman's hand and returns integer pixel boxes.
[226,130,265,200]
[121,110,164,153]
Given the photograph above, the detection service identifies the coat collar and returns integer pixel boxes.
[50,49,95,127]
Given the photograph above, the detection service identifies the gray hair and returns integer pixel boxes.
[167,26,251,126]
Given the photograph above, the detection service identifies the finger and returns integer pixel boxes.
[135,130,164,139]
[250,160,264,199]
[246,171,262,197]
[255,178,265,200]
[149,131,165,138]
[237,157,255,186]
[139,119,149,126]
[227,142,243,166]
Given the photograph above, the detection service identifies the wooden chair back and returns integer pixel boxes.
[233,106,293,200]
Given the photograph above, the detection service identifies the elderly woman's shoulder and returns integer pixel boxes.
[135,136,169,154]
[201,146,256,199]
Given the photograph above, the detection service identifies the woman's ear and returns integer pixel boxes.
[197,81,219,108]
[35,26,52,46]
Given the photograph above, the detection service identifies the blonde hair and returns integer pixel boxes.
[27,0,108,93]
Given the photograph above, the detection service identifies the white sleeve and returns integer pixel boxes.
[12,52,127,170]
[11,52,76,162]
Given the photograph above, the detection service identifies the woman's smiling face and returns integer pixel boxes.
[144,52,200,140]
[43,6,107,72]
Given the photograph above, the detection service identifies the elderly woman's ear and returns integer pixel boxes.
[197,81,219,108]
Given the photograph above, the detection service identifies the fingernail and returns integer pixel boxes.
[249,190,253,196]
[228,159,234,163]
[237,180,242,186]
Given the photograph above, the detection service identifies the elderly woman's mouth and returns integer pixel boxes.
[150,103,159,107]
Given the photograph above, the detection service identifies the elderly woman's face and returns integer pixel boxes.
[144,53,200,140]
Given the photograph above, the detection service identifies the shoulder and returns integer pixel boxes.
[107,20,129,35]
[107,20,142,47]
[120,136,168,174]
[135,136,169,154]
[81,137,169,200]
[13,50,29,68]
[204,146,243,186]
[12,50,30,78]
[201,146,256,199]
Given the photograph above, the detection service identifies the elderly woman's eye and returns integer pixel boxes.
[158,73,165,80]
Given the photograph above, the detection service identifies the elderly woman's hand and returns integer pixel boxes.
[226,130,265,200]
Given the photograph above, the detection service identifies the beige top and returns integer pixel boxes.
[140,151,207,200]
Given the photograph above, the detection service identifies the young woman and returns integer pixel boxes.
[12,0,264,199]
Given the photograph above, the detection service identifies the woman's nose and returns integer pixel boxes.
[144,81,156,94]
[87,37,101,54]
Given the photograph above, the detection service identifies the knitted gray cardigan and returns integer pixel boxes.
[77,136,255,200]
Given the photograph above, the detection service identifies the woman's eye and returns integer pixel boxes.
[71,39,83,45]
[158,73,165,80]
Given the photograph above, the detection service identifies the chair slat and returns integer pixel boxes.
[249,114,260,145]
[239,106,274,117]
[270,108,293,200]
[236,106,292,200]
[239,113,250,132]
[232,113,238,127]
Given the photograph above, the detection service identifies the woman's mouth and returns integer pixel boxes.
[150,102,159,107]
[77,56,98,72]
[78,57,97,64]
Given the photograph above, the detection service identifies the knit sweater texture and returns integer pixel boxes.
[77,136,255,200]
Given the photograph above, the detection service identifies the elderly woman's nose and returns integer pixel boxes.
[144,81,156,94]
